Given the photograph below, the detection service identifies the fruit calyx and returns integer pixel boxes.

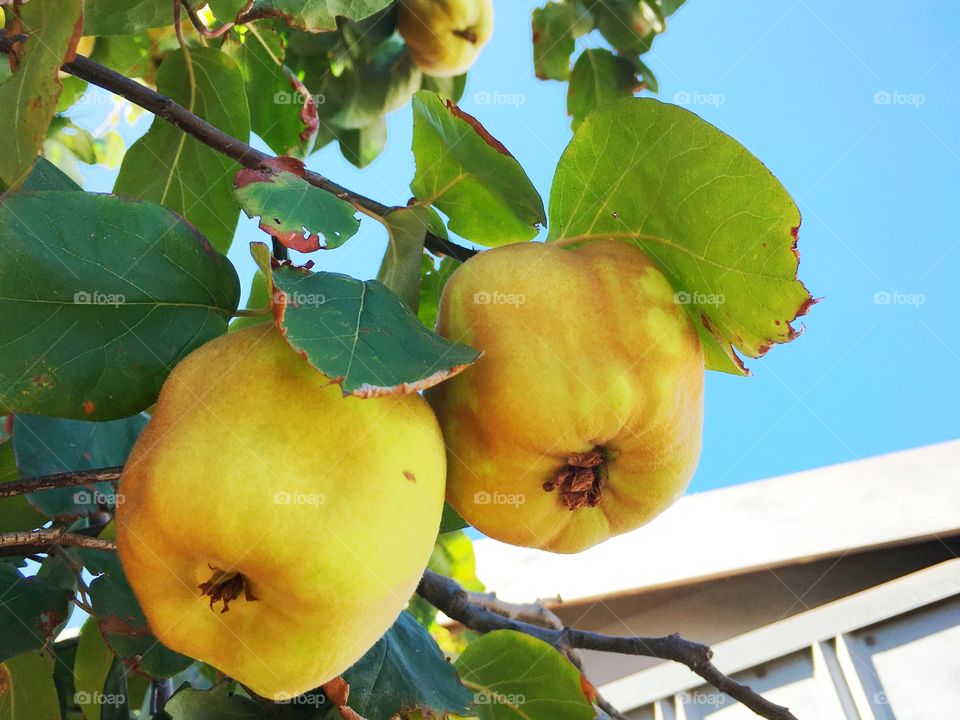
[543,448,611,510]
[452,27,479,43]
[199,566,258,613]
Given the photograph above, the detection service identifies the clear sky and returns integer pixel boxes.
[71,0,960,494]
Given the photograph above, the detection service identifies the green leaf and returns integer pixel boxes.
[456,631,594,720]
[207,0,251,22]
[567,49,637,131]
[0,0,83,189]
[234,161,359,252]
[0,441,45,532]
[252,243,480,396]
[229,272,272,332]
[377,207,429,311]
[336,119,388,169]
[411,93,546,246]
[82,0,170,35]
[418,255,460,330]
[73,549,194,679]
[223,27,316,158]
[0,565,72,663]
[89,33,156,80]
[73,619,116,720]
[344,612,473,720]
[12,413,144,518]
[438,501,468,534]
[114,48,250,254]
[590,0,663,57]
[19,157,81,192]
[548,99,812,373]
[0,191,240,420]
[532,2,592,81]
[158,682,262,719]
[0,650,61,720]
[245,0,393,32]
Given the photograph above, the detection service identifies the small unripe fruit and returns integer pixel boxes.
[397,0,494,77]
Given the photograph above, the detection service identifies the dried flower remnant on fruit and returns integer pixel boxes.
[543,449,608,509]
[199,566,258,613]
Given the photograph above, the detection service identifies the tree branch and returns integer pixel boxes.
[0,31,477,263]
[0,466,123,498]
[417,570,799,720]
[0,529,117,554]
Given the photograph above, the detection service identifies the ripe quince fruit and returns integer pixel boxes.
[397,0,494,77]
[428,240,704,553]
[116,324,446,699]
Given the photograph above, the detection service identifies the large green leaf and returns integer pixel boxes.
[0,0,83,189]
[0,191,240,420]
[114,48,250,254]
[244,0,393,31]
[82,0,170,35]
[73,549,194,679]
[233,160,359,252]
[567,49,637,131]
[548,99,812,373]
[12,413,145,518]
[411,92,546,246]
[0,650,61,720]
[343,612,473,720]
[251,243,480,396]
[0,565,72,663]
[455,631,594,720]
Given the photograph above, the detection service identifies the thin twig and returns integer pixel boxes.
[0,529,117,553]
[0,466,123,498]
[0,31,476,262]
[417,570,799,720]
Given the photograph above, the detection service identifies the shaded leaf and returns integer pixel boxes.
[83,0,171,35]
[437,501,468,534]
[548,99,812,373]
[336,120,388,169]
[567,49,637,131]
[532,2,592,81]
[0,191,240,420]
[418,255,460,330]
[19,157,80,192]
[158,682,262,719]
[252,243,480,396]
[73,549,193,679]
[344,612,473,720]
[114,48,250,254]
[0,441,46,532]
[411,92,545,246]
[0,0,83,189]
[73,618,117,720]
[230,271,272,332]
[234,160,359,252]
[12,413,144,518]
[455,631,594,720]
[245,0,393,32]
[0,565,72,663]
[590,0,663,57]
[0,650,61,720]
[377,207,429,311]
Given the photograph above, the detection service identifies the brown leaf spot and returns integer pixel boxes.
[0,665,9,698]
[100,615,150,638]
[82,399,96,415]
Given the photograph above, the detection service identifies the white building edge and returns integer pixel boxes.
[471,440,960,719]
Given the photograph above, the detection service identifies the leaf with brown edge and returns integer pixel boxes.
[234,162,360,252]
[248,242,479,396]
[411,91,546,247]
[548,98,814,374]
[0,0,83,189]
[323,676,350,707]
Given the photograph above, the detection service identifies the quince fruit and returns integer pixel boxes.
[397,0,494,77]
[428,240,704,553]
[116,323,446,699]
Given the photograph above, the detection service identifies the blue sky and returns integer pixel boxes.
[71,0,960,494]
